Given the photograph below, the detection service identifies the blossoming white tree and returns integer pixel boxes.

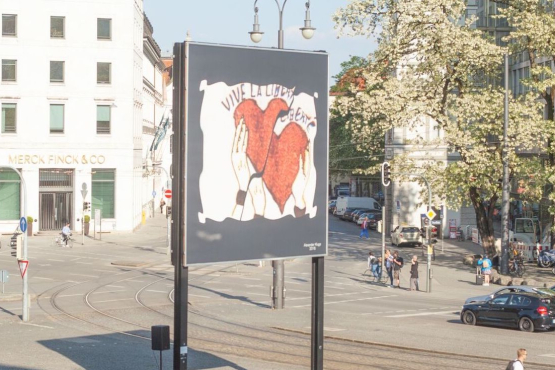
[333,0,550,255]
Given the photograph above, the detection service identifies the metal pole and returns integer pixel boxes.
[311,256,324,370]
[381,189,386,277]
[0,166,29,321]
[173,41,188,370]
[157,166,172,256]
[501,53,510,275]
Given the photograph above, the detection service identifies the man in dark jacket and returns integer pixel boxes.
[410,255,419,291]
[392,250,403,288]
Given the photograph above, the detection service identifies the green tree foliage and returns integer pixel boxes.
[333,0,549,255]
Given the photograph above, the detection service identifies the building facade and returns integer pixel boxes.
[0,0,171,234]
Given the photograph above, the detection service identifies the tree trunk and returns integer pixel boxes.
[469,187,498,257]
[547,95,555,248]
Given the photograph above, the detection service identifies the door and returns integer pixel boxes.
[483,294,512,325]
[40,192,73,230]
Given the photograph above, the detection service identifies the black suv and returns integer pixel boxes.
[461,292,555,332]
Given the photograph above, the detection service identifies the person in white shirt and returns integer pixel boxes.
[61,222,71,246]
[509,348,527,370]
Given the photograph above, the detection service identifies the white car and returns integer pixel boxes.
[390,226,422,247]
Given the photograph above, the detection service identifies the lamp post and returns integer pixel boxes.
[248,0,316,311]
[500,53,510,275]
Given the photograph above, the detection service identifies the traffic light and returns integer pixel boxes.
[381,162,391,187]
[83,202,91,212]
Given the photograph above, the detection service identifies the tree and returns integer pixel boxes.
[333,0,549,256]
[496,0,555,246]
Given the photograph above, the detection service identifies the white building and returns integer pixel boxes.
[0,0,171,234]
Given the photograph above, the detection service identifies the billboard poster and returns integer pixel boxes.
[184,42,328,265]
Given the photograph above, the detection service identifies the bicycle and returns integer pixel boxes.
[509,255,525,277]
[52,233,73,248]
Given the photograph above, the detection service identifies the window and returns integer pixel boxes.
[2,14,17,36]
[0,169,20,220]
[97,62,111,84]
[50,61,64,83]
[50,104,64,133]
[50,16,65,38]
[1,103,16,133]
[97,18,111,40]
[2,59,16,81]
[92,169,115,218]
[491,295,509,305]
[97,105,110,134]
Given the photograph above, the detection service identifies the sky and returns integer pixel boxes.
[143,0,377,86]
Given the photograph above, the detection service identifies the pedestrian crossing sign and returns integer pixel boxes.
[426,210,436,220]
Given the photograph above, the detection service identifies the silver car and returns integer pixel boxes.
[390,226,422,247]
[465,286,555,304]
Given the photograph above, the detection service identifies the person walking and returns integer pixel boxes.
[477,254,492,286]
[359,216,369,239]
[506,348,527,370]
[385,249,394,287]
[392,250,404,288]
[373,256,382,282]
[366,251,375,275]
[159,198,166,214]
[410,255,419,291]
[61,222,71,247]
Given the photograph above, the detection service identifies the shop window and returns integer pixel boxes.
[97,105,110,134]
[50,16,65,38]
[92,169,115,218]
[2,103,16,133]
[97,62,111,84]
[2,59,16,82]
[97,18,111,40]
[0,169,20,220]
[50,104,64,133]
[50,61,64,83]
[2,14,17,36]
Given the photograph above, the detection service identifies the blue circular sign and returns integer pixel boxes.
[20,217,27,233]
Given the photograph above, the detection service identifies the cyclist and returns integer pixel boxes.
[61,222,71,247]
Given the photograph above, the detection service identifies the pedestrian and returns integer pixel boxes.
[385,249,393,287]
[61,222,71,247]
[159,198,166,214]
[410,255,419,291]
[477,254,492,286]
[373,256,382,282]
[359,217,369,239]
[506,348,526,370]
[367,251,375,274]
[392,250,404,288]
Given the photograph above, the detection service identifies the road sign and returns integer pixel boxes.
[81,182,88,198]
[164,189,172,199]
[18,260,29,278]
[19,217,27,233]
[0,270,8,283]
[152,190,156,198]
[396,200,401,214]
[426,210,437,220]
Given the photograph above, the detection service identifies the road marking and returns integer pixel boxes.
[126,280,145,283]
[324,286,345,290]
[245,284,264,288]
[106,285,125,289]
[285,289,311,293]
[76,262,93,265]
[93,298,134,303]
[33,277,54,280]
[92,290,127,295]
[538,354,555,358]
[304,326,346,332]
[58,294,84,298]
[93,269,116,273]
[247,293,269,297]
[20,323,54,329]
[38,264,52,267]
[69,273,99,278]
[291,295,395,308]
[146,290,168,294]
[238,277,261,281]
[385,310,458,318]
[189,294,210,298]
[47,259,64,262]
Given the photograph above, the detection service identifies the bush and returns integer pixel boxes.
[27,216,34,223]
[84,215,91,223]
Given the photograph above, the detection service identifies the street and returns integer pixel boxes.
[0,215,554,369]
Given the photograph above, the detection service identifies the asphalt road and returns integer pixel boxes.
[0,215,554,369]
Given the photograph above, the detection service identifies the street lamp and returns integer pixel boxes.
[247,0,315,311]
[249,0,316,48]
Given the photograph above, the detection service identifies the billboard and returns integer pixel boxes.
[184,42,328,265]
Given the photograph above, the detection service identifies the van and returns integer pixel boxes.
[334,196,382,217]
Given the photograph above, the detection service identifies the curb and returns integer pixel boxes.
[110,261,150,267]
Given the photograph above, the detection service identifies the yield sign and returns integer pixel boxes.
[164,189,172,199]
[18,260,29,278]
[426,210,437,220]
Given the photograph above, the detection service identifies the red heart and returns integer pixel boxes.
[234,99,309,213]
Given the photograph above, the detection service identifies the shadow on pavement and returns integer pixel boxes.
[37,331,249,370]
[191,285,271,309]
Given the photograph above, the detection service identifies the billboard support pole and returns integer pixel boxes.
[310,256,324,370]
[172,41,188,370]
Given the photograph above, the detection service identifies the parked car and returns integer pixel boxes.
[341,207,359,221]
[357,212,382,229]
[461,292,555,332]
[465,286,555,304]
[328,200,336,214]
[351,209,372,223]
[390,226,422,247]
